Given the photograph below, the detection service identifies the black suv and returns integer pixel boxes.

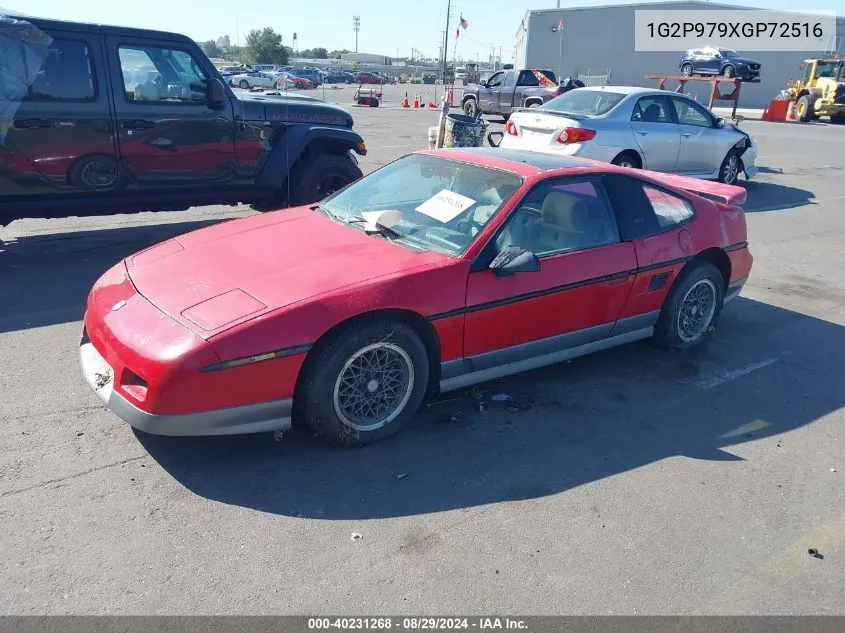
[679,47,761,81]
[0,15,366,228]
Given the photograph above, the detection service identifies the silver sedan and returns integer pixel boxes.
[498,86,758,184]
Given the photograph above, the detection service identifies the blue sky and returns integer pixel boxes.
[2,0,842,63]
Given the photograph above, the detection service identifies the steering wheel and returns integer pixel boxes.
[453,217,485,235]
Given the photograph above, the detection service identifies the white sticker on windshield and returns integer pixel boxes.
[360,210,386,231]
[415,189,476,223]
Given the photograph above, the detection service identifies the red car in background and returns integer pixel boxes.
[354,72,382,84]
[275,73,313,89]
[80,148,752,446]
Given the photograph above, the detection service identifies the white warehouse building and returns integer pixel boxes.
[514,1,845,108]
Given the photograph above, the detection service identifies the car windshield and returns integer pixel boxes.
[540,89,626,116]
[720,49,739,58]
[319,154,523,256]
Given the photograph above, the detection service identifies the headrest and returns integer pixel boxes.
[541,191,591,232]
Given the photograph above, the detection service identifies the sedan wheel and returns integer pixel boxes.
[333,342,414,431]
[239,80,249,89]
[719,152,740,184]
[653,261,724,350]
[296,320,429,445]
[676,279,718,343]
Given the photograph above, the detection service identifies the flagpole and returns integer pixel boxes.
[557,21,563,81]
[442,0,450,84]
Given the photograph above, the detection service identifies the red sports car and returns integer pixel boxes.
[79,148,752,445]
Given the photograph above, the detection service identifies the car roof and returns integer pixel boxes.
[2,14,193,43]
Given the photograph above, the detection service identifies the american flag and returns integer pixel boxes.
[456,14,468,38]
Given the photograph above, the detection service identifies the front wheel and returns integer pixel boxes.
[295,321,430,446]
[718,151,741,184]
[681,63,694,77]
[721,65,735,78]
[287,153,363,206]
[238,80,249,89]
[463,98,478,117]
[653,261,724,350]
[795,95,814,122]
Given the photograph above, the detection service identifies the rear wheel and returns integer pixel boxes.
[611,151,641,169]
[653,261,725,350]
[288,153,363,206]
[681,63,694,77]
[295,320,430,446]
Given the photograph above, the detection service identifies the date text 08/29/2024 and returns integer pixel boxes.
[307,617,529,630]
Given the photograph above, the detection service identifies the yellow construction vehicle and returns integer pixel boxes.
[788,57,845,123]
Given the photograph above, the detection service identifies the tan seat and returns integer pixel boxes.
[536,191,595,253]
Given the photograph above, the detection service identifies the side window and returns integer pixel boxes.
[26,38,95,101]
[517,70,538,86]
[631,96,671,123]
[495,179,619,257]
[603,174,693,239]
[487,72,504,87]
[643,185,694,229]
[502,72,516,88]
[671,97,713,127]
[118,45,208,103]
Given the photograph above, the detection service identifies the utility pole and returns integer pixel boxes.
[353,16,360,53]
[441,0,451,83]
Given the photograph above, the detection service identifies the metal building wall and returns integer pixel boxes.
[517,1,844,108]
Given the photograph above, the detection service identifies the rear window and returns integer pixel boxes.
[541,89,626,116]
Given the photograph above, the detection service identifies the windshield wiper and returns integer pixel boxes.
[346,216,405,240]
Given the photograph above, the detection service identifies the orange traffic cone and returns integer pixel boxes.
[428,101,437,108]
[448,86,454,106]
[401,92,410,108]
[413,93,421,108]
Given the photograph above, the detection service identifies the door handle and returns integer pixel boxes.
[123,119,155,130]
[681,132,693,138]
[637,131,648,136]
[14,118,53,129]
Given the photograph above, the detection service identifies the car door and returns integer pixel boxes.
[1,28,118,196]
[669,96,726,176]
[630,95,681,172]
[463,176,638,364]
[499,70,517,113]
[601,172,698,325]
[697,49,719,74]
[105,36,236,188]
[479,71,504,113]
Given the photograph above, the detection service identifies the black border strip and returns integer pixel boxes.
[201,343,313,373]
[430,243,748,322]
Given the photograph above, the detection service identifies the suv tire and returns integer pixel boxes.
[288,154,363,206]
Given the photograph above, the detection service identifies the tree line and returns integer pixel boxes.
[198,28,350,64]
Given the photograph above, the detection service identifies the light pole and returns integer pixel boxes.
[353,16,360,53]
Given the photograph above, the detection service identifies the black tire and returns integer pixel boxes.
[238,80,249,89]
[68,154,120,189]
[295,320,430,446]
[463,98,478,117]
[721,65,735,78]
[795,95,814,122]
[287,153,363,206]
[681,63,694,77]
[611,151,641,169]
[717,150,742,184]
[653,261,725,350]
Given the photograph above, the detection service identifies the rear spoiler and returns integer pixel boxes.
[650,172,747,206]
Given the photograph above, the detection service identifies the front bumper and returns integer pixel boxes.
[741,141,759,180]
[79,339,293,436]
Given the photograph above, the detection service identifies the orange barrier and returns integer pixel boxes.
[761,99,790,122]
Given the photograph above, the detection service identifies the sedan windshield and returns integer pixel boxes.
[319,154,523,256]
[540,89,626,116]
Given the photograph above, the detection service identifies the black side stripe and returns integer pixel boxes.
[428,245,748,322]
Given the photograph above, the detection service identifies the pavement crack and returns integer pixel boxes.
[1,454,147,499]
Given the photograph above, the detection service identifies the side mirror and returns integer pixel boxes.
[487,131,503,147]
[715,117,726,128]
[207,77,227,108]
[489,246,540,277]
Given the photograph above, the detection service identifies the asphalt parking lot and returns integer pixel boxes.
[1,83,843,615]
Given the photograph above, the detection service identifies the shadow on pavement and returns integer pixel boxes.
[742,179,814,212]
[139,297,843,520]
[0,219,225,333]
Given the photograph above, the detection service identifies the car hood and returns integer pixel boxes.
[125,208,452,338]
[235,93,354,127]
